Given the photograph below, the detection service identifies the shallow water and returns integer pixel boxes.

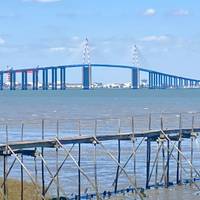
[0,88,200,120]
[0,89,200,199]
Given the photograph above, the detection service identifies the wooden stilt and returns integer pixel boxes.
[78,120,81,200]
[41,120,45,197]
[21,123,24,200]
[114,119,121,193]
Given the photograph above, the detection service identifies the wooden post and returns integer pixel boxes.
[78,120,81,200]
[114,119,121,193]
[166,139,170,187]
[146,138,151,189]
[190,115,194,184]
[21,123,24,200]
[177,114,182,184]
[146,113,152,189]
[3,124,8,200]
[94,119,99,200]
[41,120,45,196]
[56,120,60,199]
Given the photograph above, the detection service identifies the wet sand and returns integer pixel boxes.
[107,184,200,200]
[146,185,200,200]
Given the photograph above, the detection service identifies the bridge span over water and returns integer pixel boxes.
[0,63,200,90]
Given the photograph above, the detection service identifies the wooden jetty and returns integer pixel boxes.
[0,113,200,200]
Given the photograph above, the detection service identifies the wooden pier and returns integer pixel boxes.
[0,113,200,199]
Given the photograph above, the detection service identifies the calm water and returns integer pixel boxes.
[0,88,199,120]
[0,89,200,199]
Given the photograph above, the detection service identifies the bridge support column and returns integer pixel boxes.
[60,67,66,90]
[52,68,57,90]
[166,76,169,88]
[190,80,193,87]
[42,69,48,90]
[158,74,161,88]
[163,75,166,88]
[174,78,178,88]
[149,72,153,89]
[131,68,139,89]
[180,78,183,88]
[178,78,181,88]
[154,73,158,89]
[0,72,3,90]
[159,74,163,88]
[10,71,16,90]
[22,71,28,90]
[162,75,165,88]
[152,73,155,89]
[33,70,38,90]
[184,79,188,88]
[156,73,159,88]
[82,65,91,90]
[169,77,172,88]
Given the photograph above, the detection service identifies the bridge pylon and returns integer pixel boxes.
[82,38,92,89]
[131,45,140,89]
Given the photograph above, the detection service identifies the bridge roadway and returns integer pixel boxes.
[0,63,200,90]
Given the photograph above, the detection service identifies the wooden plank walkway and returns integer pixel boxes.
[0,128,199,152]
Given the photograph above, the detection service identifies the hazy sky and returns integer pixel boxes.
[0,0,199,83]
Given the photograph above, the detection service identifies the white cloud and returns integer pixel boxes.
[140,35,170,42]
[143,8,156,16]
[173,9,189,16]
[71,36,80,41]
[23,0,62,3]
[49,47,66,52]
[0,38,5,45]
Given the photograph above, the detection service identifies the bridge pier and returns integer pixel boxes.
[82,65,91,90]
[154,73,157,88]
[163,75,166,88]
[32,70,39,90]
[52,68,57,90]
[149,72,153,89]
[153,73,155,89]
[0,72,3,90]
[189,80,193,88]
[174,77,177,88]
[60,67,66,90]
[42,69,48,90]
[169,77,172,88]
[10,71,16,90]
[22,71,28,90]
[179,78,182,88]
[158,74,161,88]
[184,79,188,88]
[131,68,139,89]
[161,74,164,88]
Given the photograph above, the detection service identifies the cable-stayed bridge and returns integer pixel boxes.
[1,40,199,91]
[0,63,200,90]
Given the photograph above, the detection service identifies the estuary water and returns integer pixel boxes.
[0,88,199,120]
[0,88,200,199]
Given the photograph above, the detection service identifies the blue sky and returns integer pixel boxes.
[0,0,199,83]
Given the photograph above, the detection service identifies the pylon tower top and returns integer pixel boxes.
[132,45,141,68]
[83,38,91,65]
